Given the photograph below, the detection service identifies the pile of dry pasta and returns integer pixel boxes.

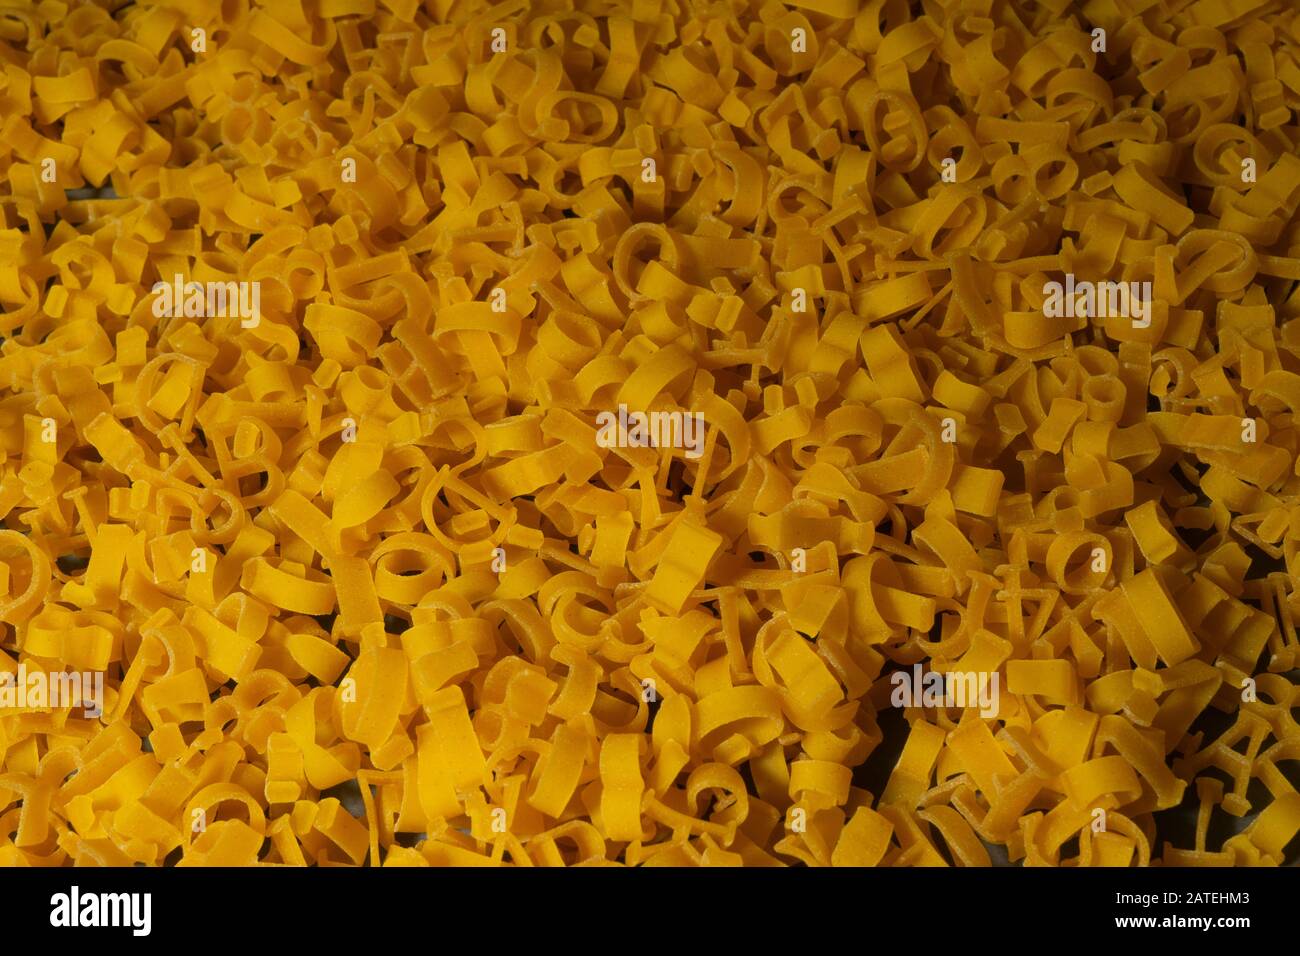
[1,0,1300,867]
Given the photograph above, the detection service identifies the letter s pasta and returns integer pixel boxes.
[0,0,1297,870]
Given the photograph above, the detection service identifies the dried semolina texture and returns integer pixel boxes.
[0,0,1298,867]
